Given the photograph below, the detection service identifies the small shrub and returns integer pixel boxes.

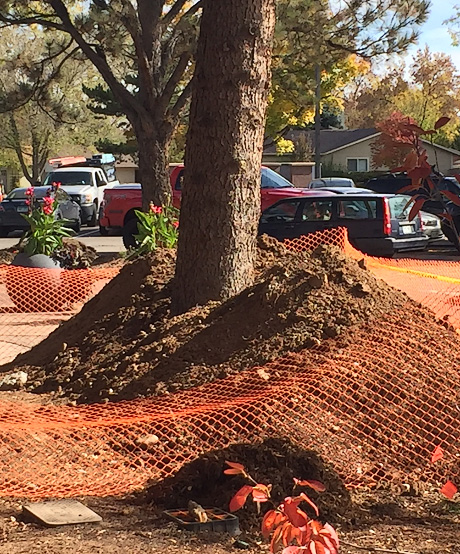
[129,203,179,258]
[224,461,339,554]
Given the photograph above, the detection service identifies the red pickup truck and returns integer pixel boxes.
[99,165,331,247]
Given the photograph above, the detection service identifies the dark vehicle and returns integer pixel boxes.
[364,173,460,246]
[0,186,81,237]
[363,173,460,215]
[259,194,428,257]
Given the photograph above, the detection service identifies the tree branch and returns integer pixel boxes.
[137,0,162,60]
[169,79,192,121]
[8,113,32,183]
[162,0,189,27]
[160,52,191,109]
[47,0,139,119]
[0,14,65,32]
[118,0,157,105]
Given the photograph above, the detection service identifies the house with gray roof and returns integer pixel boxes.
[263,128,460,177]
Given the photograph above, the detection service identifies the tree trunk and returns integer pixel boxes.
[31,131,40,183]
[133,118,172,210]
[173,0,276,313]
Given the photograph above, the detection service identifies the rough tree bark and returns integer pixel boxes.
[173,0,276,312]
[131,117,172,209]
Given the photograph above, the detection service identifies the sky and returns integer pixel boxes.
[410,0,460,67]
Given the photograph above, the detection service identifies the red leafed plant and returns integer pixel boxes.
[372,111,460,249]
[224,461,339,554]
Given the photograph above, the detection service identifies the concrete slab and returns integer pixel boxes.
[22,499,102,527]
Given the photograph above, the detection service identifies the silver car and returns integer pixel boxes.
[420,211,443,241]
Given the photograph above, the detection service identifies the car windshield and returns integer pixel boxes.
[44,171,91,186]
[389,195,411,219]
[260,168,293,189]
[7,188,49,200]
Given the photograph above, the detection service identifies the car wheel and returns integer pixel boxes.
[122,217,139,249]
[99,224,109,236]
[88,204,97,227]
[73,218,81,233]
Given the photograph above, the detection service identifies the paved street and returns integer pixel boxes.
[0,226,125,255]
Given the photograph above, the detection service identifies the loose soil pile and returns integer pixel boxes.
[146,438,351,528]
[2,238,410,403]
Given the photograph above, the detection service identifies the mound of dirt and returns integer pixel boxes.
[145,438,351,528]
[2,239,408,403]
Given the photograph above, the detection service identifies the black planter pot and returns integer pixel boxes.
[6,253,64,312]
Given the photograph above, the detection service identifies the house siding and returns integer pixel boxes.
[321,137,454,175]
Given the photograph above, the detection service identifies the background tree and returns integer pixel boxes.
[371,111,418,169]
[0,0,201,207]
[173,0,276,312]
[345,48,460,146]
[0,26,123,183]
[344,66,408,128]
[84,80,189,162]
[266,0,428,137]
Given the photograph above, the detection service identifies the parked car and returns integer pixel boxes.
[363,173,460,212]
[363,172,460,247]
[420,211,443,241]
[258,193,428,257]
[308,177,356,189]
[43,154,118,227]
[0,186,81,237]
[100,166,337,248]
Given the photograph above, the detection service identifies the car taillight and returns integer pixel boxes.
[419,214,424,231]
[383,198,391,235]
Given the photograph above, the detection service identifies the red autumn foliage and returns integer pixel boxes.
[431,446,444,463]
[224,461,247,476]
[371,111,420,169]
[293,479,326,492]
[225,463,339,554]
[372,112,460,252]
[440,480,458,500]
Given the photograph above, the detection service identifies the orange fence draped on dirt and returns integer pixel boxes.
[0,265,119,365]
[0,229,459,498]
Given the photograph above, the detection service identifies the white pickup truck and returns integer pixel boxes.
[43,154,119,226]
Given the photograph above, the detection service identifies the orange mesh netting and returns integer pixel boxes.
[0,229,459,498]
[286,229,460,330]
[0,265,118,364]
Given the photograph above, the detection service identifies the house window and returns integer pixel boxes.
[347,158,369,172]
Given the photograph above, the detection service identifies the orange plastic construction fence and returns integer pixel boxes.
[0,265,119,365]
[0,229,458,499]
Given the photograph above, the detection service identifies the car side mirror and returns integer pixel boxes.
[98,182,107,187]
